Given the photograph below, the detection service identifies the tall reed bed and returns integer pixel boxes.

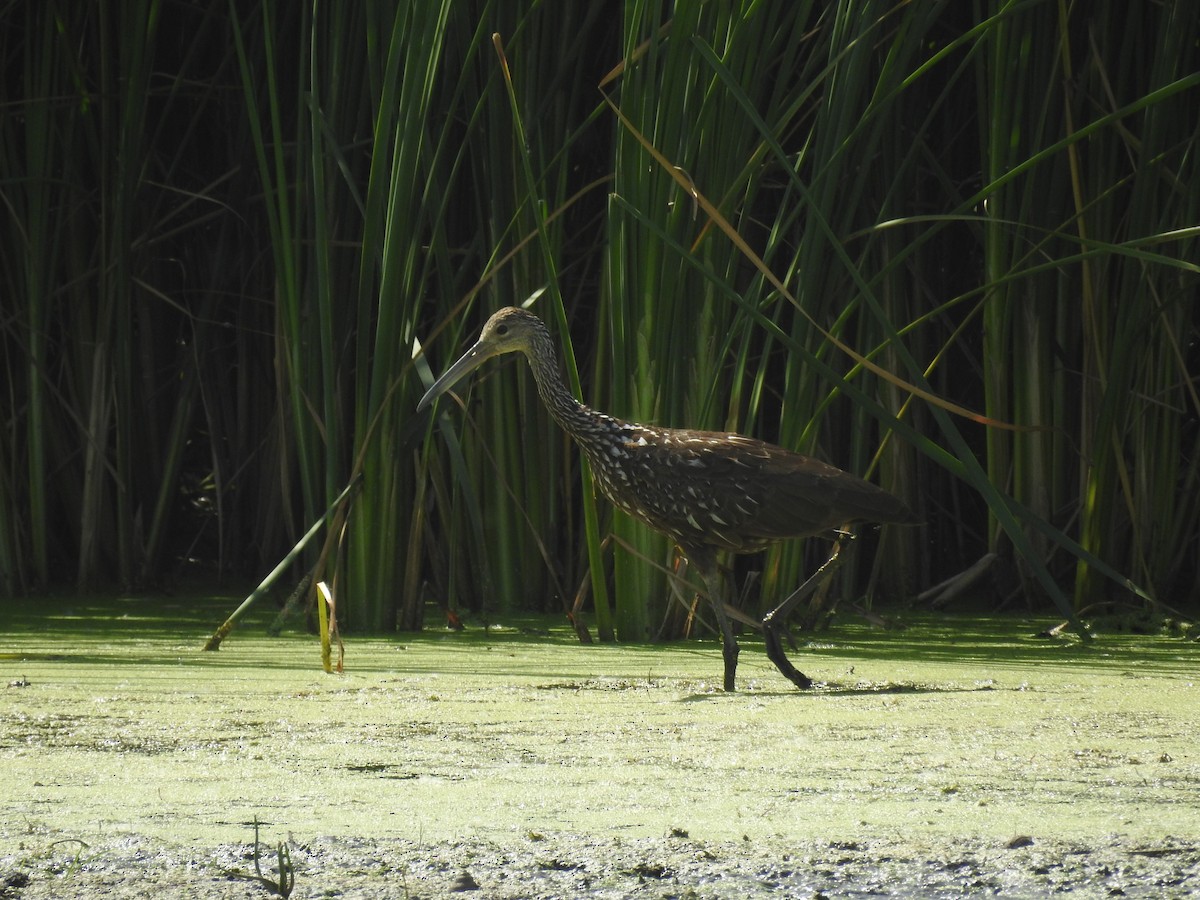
[2,2,1196,635]
[973,0,1200,608]
[226,1,620,629]
[1,1,280,592]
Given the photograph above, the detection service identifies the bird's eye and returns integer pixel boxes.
[496,324,509,335]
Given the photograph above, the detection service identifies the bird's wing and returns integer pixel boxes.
[612,428,911,553]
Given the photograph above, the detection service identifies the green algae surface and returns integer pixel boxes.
[2,595,1198,894]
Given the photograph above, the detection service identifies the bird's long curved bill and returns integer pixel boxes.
[416,341,494,412]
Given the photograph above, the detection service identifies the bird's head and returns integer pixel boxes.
[417,307,548,412]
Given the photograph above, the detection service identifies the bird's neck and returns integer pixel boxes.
[521,336,622,445]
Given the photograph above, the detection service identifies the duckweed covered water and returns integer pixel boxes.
[2,594,1197,897]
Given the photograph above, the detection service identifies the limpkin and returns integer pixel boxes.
[418,307,918,691]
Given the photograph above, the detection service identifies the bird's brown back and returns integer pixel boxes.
[576,420,917,555]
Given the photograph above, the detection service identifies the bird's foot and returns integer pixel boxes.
[764,623,813,689]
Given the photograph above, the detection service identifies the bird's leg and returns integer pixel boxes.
[688,546,739,692]
[760,532,853,689]
[707,573,740,693]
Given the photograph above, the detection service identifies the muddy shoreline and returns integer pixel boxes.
[4,830,1198,898]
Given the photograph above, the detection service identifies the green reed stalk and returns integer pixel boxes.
[488,27,614,633]
[3,6,65,590]
[0,1,260,594]
[970,0,1200,609]
[339,0,459,629]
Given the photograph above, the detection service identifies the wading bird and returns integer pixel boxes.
[418,307,917,691]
